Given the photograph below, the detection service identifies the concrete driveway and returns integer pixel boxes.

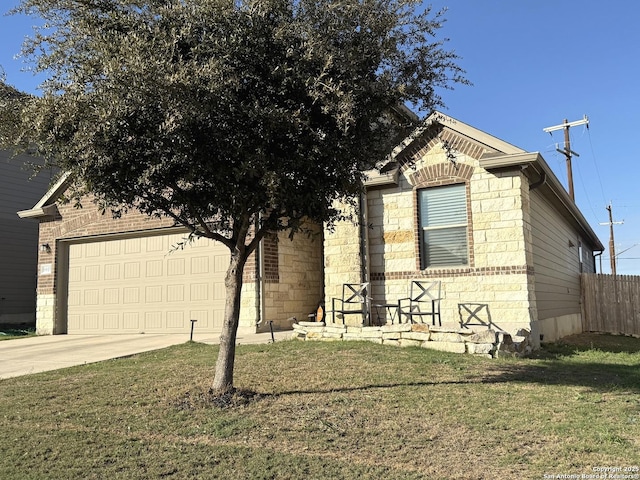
[0,330,291,380]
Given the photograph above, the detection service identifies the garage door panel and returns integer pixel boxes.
[85,243,101,257]
[69,265,82,282]
[104,313,119,330]
[146,260,163,277]
[146,236,164,252]
[68,290,81,306]
[104,264,120,280]
[167,311,185,329]
[124,262,140,279]
[124,238,141,254]
[66,233,228,334]
[214,283,226,301]
[145,285,163,303]
[84,313,99,330]
[123,287,140,304]
[105,240,121,256]
[167,284,184,302]
[190,283,209,302]
[167,258,185,276]
[191,256,210,274]
[144,312,162,330]
[85,265,101,281]
[104,288,119,304]
[214,255,228,272]
[123,312,140,330]
[190,310,209,329]
[212,309,225,328]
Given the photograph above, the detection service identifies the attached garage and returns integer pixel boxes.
[19,176,324,336]
[62,232,229,334]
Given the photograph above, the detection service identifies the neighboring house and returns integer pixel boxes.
[0,149,54,325]
[323,112,604,347]
[18,176,323,335]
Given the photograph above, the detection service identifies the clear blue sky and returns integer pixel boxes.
[2,1,639,274]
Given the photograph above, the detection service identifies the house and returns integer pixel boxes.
[19,111,603,347]
[323,111,604,348]
[0,149,54,325]
[18,175,323,335]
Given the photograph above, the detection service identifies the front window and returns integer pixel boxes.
[418,183,468,268]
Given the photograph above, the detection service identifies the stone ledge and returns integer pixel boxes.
[291,322,532,358]
[422,341,466,354]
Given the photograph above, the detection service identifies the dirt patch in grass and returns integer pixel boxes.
[175,387,268,410]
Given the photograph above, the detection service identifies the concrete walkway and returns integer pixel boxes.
[0,330,291,380]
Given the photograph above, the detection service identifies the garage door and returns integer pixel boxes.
[66,233,229,334]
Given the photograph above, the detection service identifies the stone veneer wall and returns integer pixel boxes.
[323,200,364,321]
[323,142,540,345]
[258,225,324,332]
[291,321,533,358]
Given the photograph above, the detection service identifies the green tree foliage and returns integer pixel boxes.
[0,76,27,145]
[5,0,467,393]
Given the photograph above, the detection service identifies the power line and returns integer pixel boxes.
[585,127,608,208]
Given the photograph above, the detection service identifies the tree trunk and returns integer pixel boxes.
[211,247,246,395]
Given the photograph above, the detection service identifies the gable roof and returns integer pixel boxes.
[364,111,525,186]
[365,111,604,252]
[394,111,525,162]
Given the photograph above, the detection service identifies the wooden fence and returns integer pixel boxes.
[581,274,640,336]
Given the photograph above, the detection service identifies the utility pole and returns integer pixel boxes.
[599,203,624,275]
[543,115,589,201]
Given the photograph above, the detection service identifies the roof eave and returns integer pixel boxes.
[480,151,604,252]
[17,204,58,219]
[16,172,70,219]
[364,167,399,187]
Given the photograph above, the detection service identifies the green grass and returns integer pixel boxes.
[0,323,36,340]
[1,333,639,479]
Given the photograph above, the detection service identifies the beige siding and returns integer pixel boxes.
[0,151,54,323]
[529,190,584,320]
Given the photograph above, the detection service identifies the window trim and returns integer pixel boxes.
[416,182,471,270]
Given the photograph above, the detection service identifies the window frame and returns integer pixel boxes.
[417,183,470,270]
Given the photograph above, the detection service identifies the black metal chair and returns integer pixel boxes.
[332,283,370,325]
[458,303,492,329]
[398,280,442,326]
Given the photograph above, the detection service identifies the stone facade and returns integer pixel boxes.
[322,112,603,347]
[324,144,538,342]
[259,226,324,332]
[323,200,364,320]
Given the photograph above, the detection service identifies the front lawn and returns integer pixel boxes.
[0,333,638,479]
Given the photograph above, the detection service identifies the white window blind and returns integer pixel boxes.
[418,184,468,268]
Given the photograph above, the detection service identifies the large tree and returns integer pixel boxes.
[5,0,467,394]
